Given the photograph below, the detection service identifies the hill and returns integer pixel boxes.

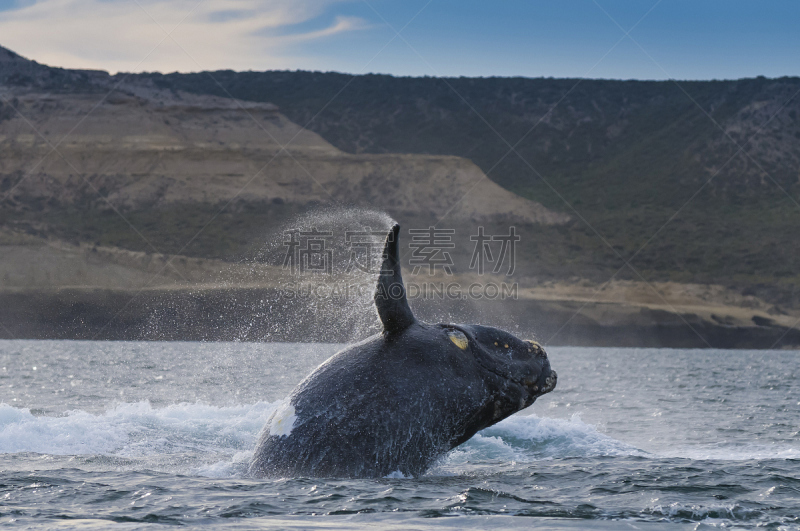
[1,44,799,347]
[136,69,800,310]
[0,48,566,259]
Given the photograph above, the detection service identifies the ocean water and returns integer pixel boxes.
[1,340,799,530]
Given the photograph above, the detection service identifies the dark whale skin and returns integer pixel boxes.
[249,225,556,478]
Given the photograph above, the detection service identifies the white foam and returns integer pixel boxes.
[193,451,253,478]
[445,413,646,466]
[4,400,791,479]
[657,444,800,461]
[645,501,759,521]
[0,404,643,470]
[0,401,277,457]
[488,413,646,457]
[383,470,409,479]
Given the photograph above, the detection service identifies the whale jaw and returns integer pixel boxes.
[539,369,558,395]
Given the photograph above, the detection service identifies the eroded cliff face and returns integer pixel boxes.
[0,73,568,226]
[1,45,799,346]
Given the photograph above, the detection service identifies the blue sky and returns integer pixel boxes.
[0,0,798,79]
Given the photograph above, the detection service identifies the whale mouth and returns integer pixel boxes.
[523,369,557,397]
[540,369,557,395]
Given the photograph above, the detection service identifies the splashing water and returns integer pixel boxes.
[138,208,396,343]
[246,207,395,342]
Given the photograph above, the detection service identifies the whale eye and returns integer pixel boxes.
[447,330,469,350]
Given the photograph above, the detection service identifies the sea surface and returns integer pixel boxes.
[1,340,799,529]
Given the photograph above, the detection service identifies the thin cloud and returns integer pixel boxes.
[0,0,367,73]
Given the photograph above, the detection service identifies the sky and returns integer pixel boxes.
[0,0,798,80]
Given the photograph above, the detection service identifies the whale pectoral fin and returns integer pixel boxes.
[375,224,416,335]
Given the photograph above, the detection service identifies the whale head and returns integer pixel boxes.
[443,324,556,404]
[375,224,557,444]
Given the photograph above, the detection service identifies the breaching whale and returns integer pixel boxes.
[249,224,557,478]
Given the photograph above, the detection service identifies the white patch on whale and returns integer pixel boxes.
[268,400,297,437]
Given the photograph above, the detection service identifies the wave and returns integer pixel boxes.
[454,414,800,464]
[0,403,638,459]
[657,444,800,461]
[4,402,794,478]
[0,401,276,459]
[434,413,647,474]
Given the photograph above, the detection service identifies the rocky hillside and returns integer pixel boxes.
[0,52,565,230]
[139,69,800,309]
[1,44,799,347]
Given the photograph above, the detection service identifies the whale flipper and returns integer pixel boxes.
[375,224,416,335]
